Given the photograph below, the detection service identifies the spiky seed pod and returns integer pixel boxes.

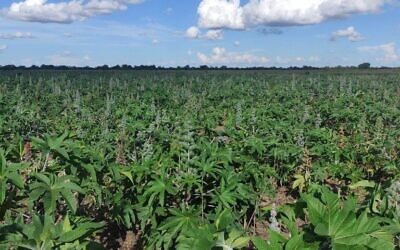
[120,231,138,250]
[116,141,127,165]
[301,147,312,170]
[315,113,322,128]
[338,125,346,149]
[375,116,384,140]
[235,102,242,128]
[296,130,305,148]
[302,107,309,124]
[390,148,398,160]
[269,203,280,233]
[142,139,154,161]
[23,140,31,162]
[386,181,400,218]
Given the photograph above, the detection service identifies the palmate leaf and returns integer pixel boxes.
[32,132,71,160]
[143,176,176,207]
[0,151,26,204]
[30,173,84,214]
[212,173,244,209]
[176,225,215,250]
[159,207,200,247]
[14,213,104,248]
[244,136,266,155]
[303,188,397,250]
[252,230,317,250]
[213,183,238,208]
[330,212,395,249]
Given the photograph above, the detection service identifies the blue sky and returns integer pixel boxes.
[0,0,399,67]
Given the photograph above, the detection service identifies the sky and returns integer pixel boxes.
[0,0,399,67]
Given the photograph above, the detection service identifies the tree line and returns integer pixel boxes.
[0,62,393,70]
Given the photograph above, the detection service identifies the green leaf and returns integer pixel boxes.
[120,170,134,184]
[349,180,375,189]
[7,172,24,189]
[215,209,233,231]
[252,236,268,250]
[59,222,104,243]
[60,189,77,214]
[62,214,72,233]
[34,173,51,186]
[0,181,5,204]
[230,236,250,248]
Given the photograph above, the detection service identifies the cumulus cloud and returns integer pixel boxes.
[359,42,399,62]
[197,0,388,29]
[331,26,363,42]
[198,0,244,29]
[0,32,34,39]
[204,29,223,40]
[186,26,200,39]
[0,45,7,51]
[186,26,223,40]
[1,0,144,23]
[197,47,269,65]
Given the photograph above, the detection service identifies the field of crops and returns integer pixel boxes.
[0,69,399,249]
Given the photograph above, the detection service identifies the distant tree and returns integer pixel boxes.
[2,65,17,70]
[111,65,121,70]
[358,62,371,69]
[96,65,109,70]
[121,64,132,70]
[199,65,209,70]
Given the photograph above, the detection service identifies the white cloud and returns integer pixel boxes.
[197,47,269,65]
[234,41,240,46]
[0,32,34,39]
[197,0,388,29]
[331,26,363,42]
[186,26,223,40]
[1,0,144,23]
[47,51,91,65]
[152,39,159,44]
[186,26,200,39]
[198,0,244,29]
[0,45,7,51]
[359,42,399,62]
[276,55,320,65]
[204,29,223,40]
